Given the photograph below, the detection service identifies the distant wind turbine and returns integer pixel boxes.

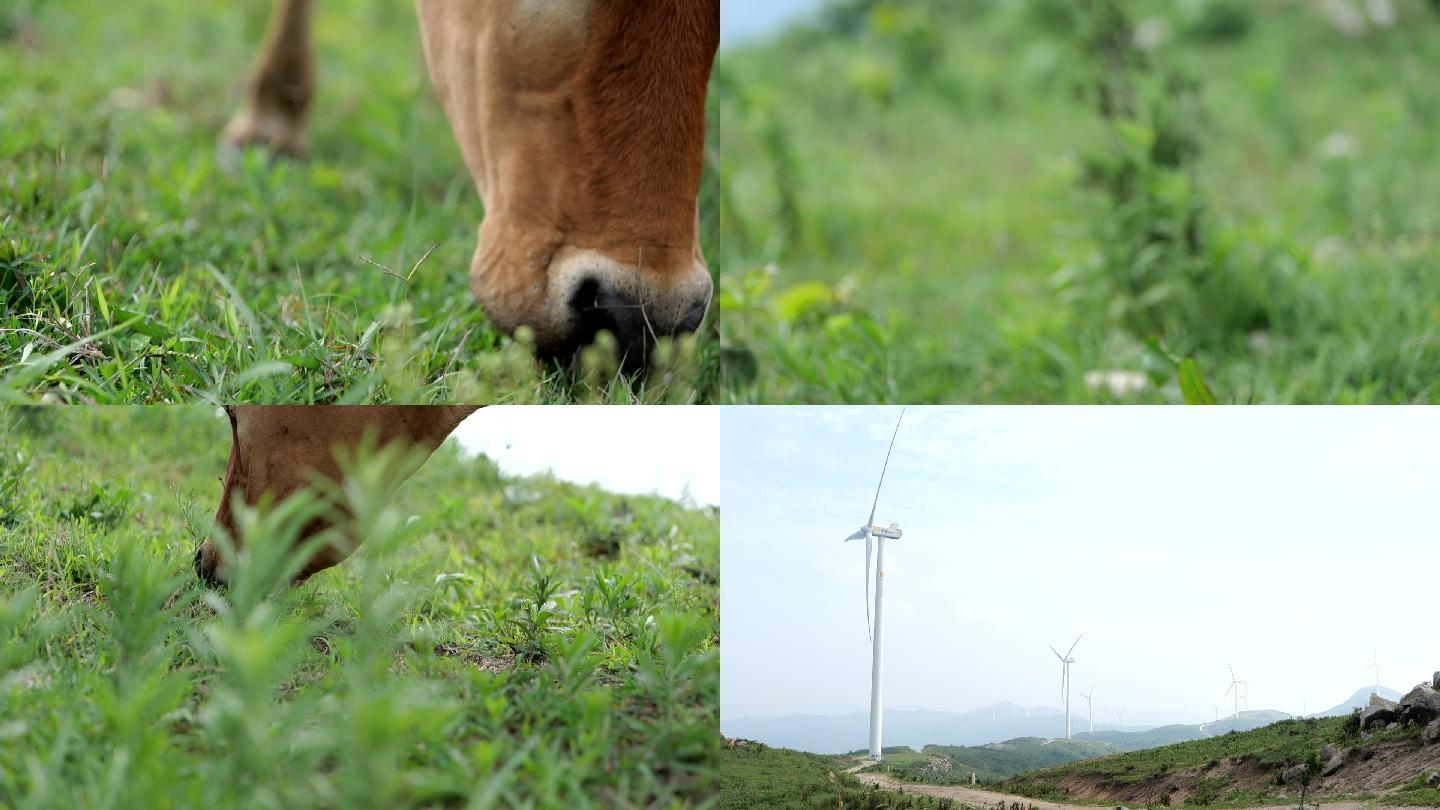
[1050,635,1083,739]
[1369,651,1382,696]
[1080,685,1095,734]
[842,410,907,761]
[1225,665,1247,721]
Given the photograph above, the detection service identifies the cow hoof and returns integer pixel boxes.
[220,110,307,160]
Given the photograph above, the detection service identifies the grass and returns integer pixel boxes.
[720,742,962,809]
[1000,715,1428,808]
[0,407,718,807]
[875,737,1120,785]
[0,0,720,404]
[718,0,1440,403]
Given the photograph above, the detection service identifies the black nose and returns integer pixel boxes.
[568,279,708,363]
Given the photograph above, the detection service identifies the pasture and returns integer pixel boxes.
[0,407,719,807]
[0,1,721,403]
[718,0,1440,403]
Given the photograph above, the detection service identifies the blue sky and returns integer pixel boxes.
[721,0,823,46]
[722,407,1438,727]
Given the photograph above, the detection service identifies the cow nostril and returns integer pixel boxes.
[677,295,709,334]
[569,277,635,344]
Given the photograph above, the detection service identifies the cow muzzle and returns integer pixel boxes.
[481,246,713,368]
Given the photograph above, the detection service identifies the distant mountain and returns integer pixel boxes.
[723,702,1137,754]
[1073,709,1293,751]
[1314,685,1403,717]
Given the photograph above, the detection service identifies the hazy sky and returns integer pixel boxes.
[452,406,718,507]
[721,0,822,46]
[722,407,1437,728]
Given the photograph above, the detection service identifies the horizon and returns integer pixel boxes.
[721,407,1439,741]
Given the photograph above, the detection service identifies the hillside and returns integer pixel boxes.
[872,737,1119,785]
[1002,714,1440,807]
[720,741,964,809]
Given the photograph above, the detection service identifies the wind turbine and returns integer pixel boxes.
[1080,685,1095,734]
[1225,665,1247,721]
[842,410,907,761]
[1050,635,1083,739]
[1369,651,1382,696]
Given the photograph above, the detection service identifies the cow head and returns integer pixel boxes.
[416,0,719,367]
[193,406,476,586]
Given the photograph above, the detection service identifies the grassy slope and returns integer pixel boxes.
[720,743,962,809]
[0,407,718,807]
[0,1,719,403]
[1001,716,1440,807]
[718,0,1440,403]
[877,737,1119,785]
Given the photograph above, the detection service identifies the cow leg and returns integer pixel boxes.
[222,0,316,157]
[194,405,479,585]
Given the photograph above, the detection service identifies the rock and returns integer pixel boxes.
[1428,772,1440,788]
[1387,722,1400,731]
[1320,744,1338,762]
[1281,764,1309,785]
[1361,703,1398,730]
[1369,694,1399,710]
[1399,685,1440,725]
[1432,671,1440,691]
[1322,754,1344,776]
[1424,720,1440,745]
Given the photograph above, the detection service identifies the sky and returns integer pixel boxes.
[721,407,1438,729]
[721,0,822,46]
[451,406,718,507]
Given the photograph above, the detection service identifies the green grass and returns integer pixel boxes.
[718,0,1440,403]
[876,737,1120,786]
[0,0,720,403]
[720,742,962,809]
[0,407,718,807]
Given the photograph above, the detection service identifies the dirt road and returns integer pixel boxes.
[846,765,1411,810]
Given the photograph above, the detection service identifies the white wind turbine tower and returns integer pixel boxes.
[1080,685,1095,734]
[1050,635,1083,739]
[1225,665,1247,721]
[842,410,907,762]
[1369,651,1382,696]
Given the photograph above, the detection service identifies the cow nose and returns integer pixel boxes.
[569,278,709,362]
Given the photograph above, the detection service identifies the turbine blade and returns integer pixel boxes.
[867,410,906,528]
[844,527,867,543]
[1066,633,1084,658]
[1050,646,1064,661]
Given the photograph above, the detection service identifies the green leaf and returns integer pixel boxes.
[773,281,836,324]
[1179,358,1217,405]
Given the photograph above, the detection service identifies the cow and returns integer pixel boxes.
[222,0,719,368]
[192,405,478,585]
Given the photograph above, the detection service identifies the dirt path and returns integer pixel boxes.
[845,765,1404,810]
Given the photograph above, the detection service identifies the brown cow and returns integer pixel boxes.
[193,405,477,585]
[223,0,719,367]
